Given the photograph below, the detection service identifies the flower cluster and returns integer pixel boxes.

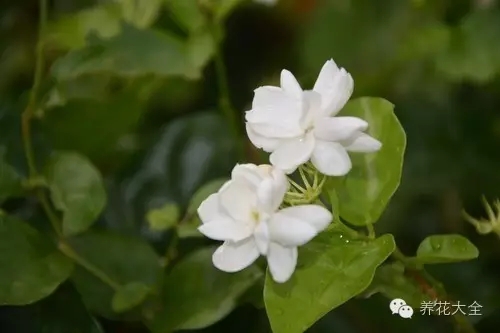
[197,60,382,283]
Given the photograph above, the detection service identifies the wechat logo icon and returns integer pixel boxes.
[390,298,414,319]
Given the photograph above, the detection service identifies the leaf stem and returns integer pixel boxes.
[393,246,478,333]
[58,242,121,290]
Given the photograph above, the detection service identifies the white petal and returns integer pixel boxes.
[219,179,256,222]
[269,131,315,174]
[267,243,298,283]
[311,140,352,176]
[212,239,260,273]
[197,193,220,223]
[246,87,304,137]
[277,205,332,231]
[342,132,382,152]
[313,116,368,142]
[300,90,323,129]
[247,121,303,139]
[269,211,318,246]
[246,123,282,152]
[280,69,302,96]
[313,59,354,116]
[231,163,263,189]
[254,221,270,255]
[198,218,252,242]
[256,171,288,213]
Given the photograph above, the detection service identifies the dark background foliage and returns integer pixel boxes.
[1,0,500,332]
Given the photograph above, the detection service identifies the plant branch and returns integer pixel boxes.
[209,23,244,159]
[59,242,121,290]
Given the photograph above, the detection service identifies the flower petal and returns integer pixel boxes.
[219,179,256,222]
[313,116,368,142]
[254,221,270,255]
[280,69,302,96]
[269,131,315,174]
[313,59,354,116]
[198,218,252,242]
[212,239,260,273]
[311,140,352,176]
[342,132,382,152]
[300,90,323,129]
[246,123,282,152]
[269,211,318,246]
[197,193,220,223]
[231,163,263,189]
[247,121,303,139]
[277,205,332,231]
[246,86,303,137]
[267,243,298,283]
[256,171,288,213]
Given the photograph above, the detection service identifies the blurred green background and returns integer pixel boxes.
[1,0,500,332]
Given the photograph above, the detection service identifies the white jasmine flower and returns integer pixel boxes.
[245,59,382,176]
[197,163,332,283]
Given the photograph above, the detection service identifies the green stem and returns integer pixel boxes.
[164,229,179,267]
[210,23,243,158]
[59,242,121,290]
[366,223,375,239]
[393,246,477,333]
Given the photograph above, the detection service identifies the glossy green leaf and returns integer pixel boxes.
[51,24,199,81]
[187,178,228,215]
[416,234,479,264]
[114,112,237,235]
[112,282,150,313]
[264,233,395,333]
[335,97,406,226]
[150,246,262,331]
[146,203,179,231]
[0,215,74,305]
[44,152,107,236]
[0,148,23,203]
[68,230,162,319]
[363,262,432,308]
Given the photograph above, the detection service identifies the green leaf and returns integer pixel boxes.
[1,283,104,333]
[187,30,216,70]
[44,3,123,50]
[415,234,479,264]
[177,216,203,238]
[335,97,406,226]
[121,0,162,28]
[51,24,199,81]
[363,262,432,308]
[164,0,207,33]
[146,203,179,231]
[44,152,107,236]
[150,246,262,331]
[68,230,162,319]
[42,87,144,161]
[0,215,74,305]
[214,0,244,22]
[187,178,228,215]
[435,9,500,82]
[0,148,23,203]
[44,1,162,50]
[264,233,395,333]
[112,282,150,313]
